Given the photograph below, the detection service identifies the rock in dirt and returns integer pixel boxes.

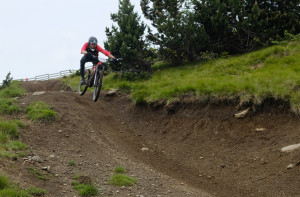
[287,164,294,169]
[141,147,149,151]
[281,143,300,153]
[255,128,267,132]
[234,108,250,119]
[164,99,180,114]
[32,155,44,162]
[32,91,46,96]
[42,166,50,171]
[105,89,117,96]
[23,155,44,163]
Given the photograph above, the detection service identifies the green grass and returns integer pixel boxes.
[72,183,99,197]
[26,101,56,122]
[114,166,126,174]
[0,81,25,115]
[0,175,9,190]
[0,119,19,139]
[72,175,99,197]
[28,168,50,180]
[0,188,29,197]
[109,174,137,186]
[0,98,21,114]
[0,119,29,160]
[0,81,26,98]
[0,174,46,197]
[5,141,27,151]
[69,160,76,166]
[27,187,46,196]
[63,38,300,113]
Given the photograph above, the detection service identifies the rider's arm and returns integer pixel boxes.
[108,54,115,59]
[96,45,114,58]
[81,43,89,54]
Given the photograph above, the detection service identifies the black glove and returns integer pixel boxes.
[112,58,118,64]
[86,52,92,57]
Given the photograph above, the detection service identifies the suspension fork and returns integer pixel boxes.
[94,62,105,87]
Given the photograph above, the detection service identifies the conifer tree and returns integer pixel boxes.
[104,0,152,72]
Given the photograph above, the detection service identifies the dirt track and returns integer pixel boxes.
[1,80,299,197]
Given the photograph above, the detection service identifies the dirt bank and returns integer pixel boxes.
[1,80,299,197]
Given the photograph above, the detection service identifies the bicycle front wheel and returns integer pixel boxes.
[93,69,104,102]
[78,69,90,96]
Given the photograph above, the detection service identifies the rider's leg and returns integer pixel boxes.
[80,55,88,78]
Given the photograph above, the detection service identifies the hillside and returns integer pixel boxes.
[64,38,300,114]
[0,80,299,197]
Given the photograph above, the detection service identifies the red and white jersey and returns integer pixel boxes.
[81,42,111,57]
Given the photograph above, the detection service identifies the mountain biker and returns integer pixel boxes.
[80,36,116,84]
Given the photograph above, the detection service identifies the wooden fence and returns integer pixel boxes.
[0,66,93,86]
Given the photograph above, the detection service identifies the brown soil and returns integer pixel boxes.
[1,79,299,197]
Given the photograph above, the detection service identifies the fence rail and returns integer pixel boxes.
[0,67,93,86]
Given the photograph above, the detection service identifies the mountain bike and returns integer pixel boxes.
[78,57,122,102]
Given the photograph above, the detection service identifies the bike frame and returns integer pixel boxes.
[88,60,106,86]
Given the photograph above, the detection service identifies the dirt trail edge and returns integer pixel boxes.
[2,80,299,197]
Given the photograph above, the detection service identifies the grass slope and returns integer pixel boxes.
[64,38,300,113]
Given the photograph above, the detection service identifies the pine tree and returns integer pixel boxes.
[1,72,13,89]
[141,0,185,65]
[104,0,152,72]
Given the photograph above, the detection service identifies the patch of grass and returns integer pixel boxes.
[28,168,50,180]
[0,81,26,98]
[0,133,8,144]
[6,141,27,151]
[0,98,21,115]
[10,120,28,129]
[114,166,126,174]
[62,76,81,91]
[109,174,137,186]
[0,174,45,197]
[0,150,17,159]
[0,188,29,197]
[26,101,56,122]
[74,174,81,180]
[0,119,28,160]
[0,175,9,190]
[0,119,19,139]
[69,160,76,166]
[27,187,46,196]
[72,175,99,197]
[72,182,99,197]
[0,81,25,114]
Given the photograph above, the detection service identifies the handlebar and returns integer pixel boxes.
[98,57,123,63]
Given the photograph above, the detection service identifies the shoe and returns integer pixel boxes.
[80,77,86,84]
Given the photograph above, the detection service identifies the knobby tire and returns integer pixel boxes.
[78,69,91,96]
[93,69,104,102]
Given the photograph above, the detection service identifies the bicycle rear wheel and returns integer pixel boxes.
[78,69,90,95]
[93,69,104,102]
